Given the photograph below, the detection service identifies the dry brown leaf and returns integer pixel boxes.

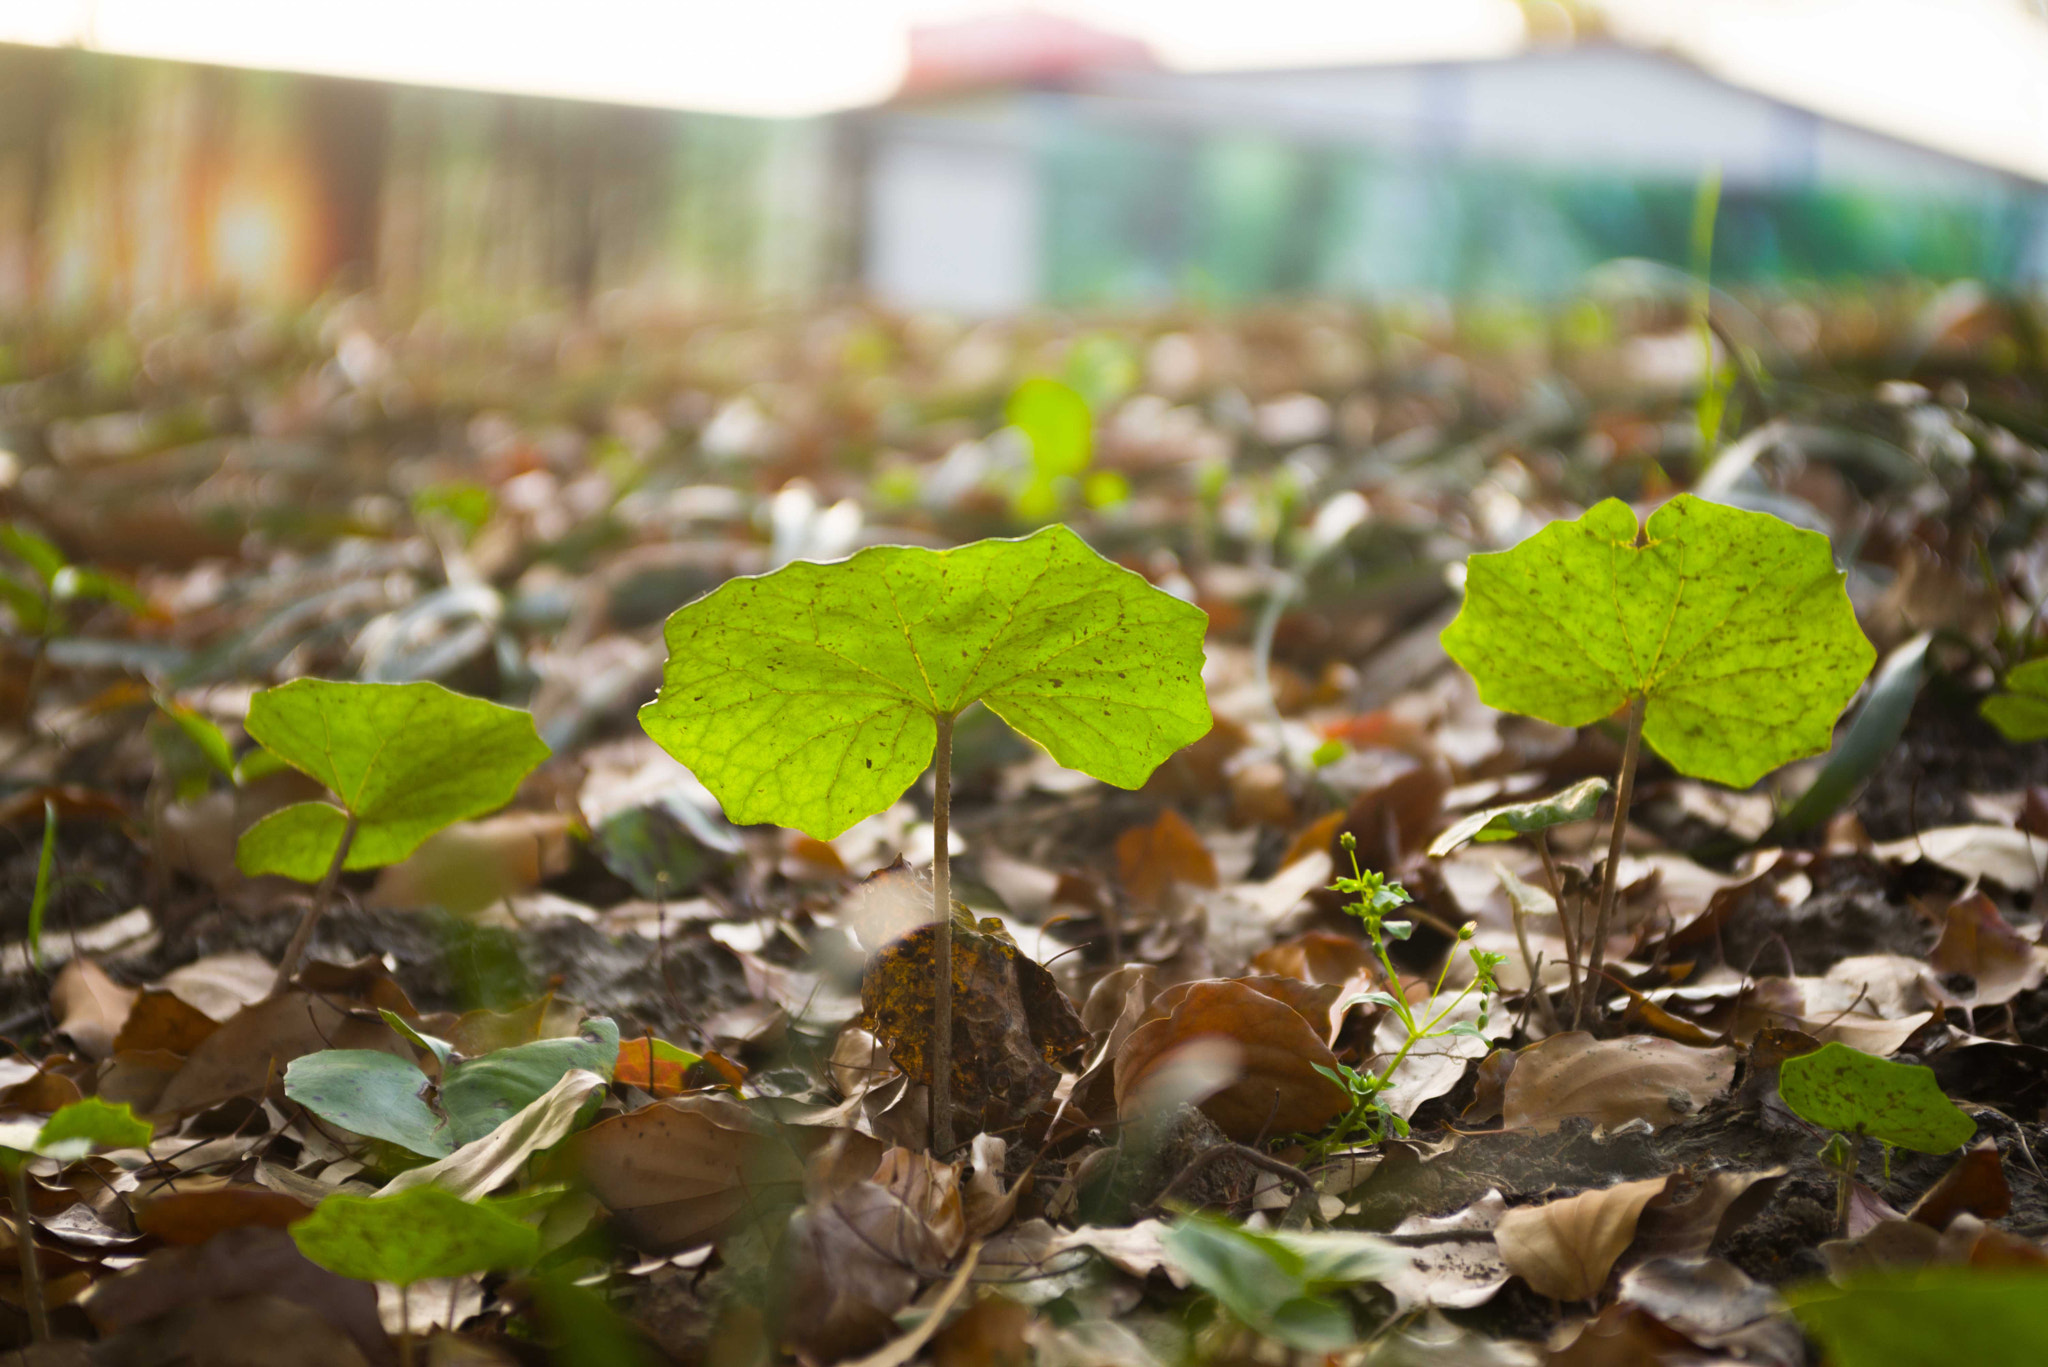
[576,1094,808,1252]
[1251,930,1380,987]
[1629,1168,1786,1265]
[1495,1174,1675,1301]
[872,1146,967,1257]
[1381,1190,1511,1311]
[1502,1032,1734,1134]
[369,810,573,914]
[1340,762,1449,870]
[154,992,409,1116]
[134,1185,313,1245]
[51,959,137,1060]
[111,990,220,1056]
[1373,990,1501,1121]
[1115,808,1218,907]
[1113,978,1346,1141]
[931,1292,1029,1367]
[1615,1256,1799,1364]
[1907,1143,2011,1229]
[158,953,275,1021]
[1929,891,2046,1006]
[778,1181,952,1363]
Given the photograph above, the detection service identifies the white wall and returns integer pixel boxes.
[864,109,1040,313]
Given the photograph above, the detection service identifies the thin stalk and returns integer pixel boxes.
[271,813,360,996]
[1537,831,1580,1015]
[1574,696,1646,1031]
[399,1282,414,1367]
[9,1164,48,1342]
[930,712,956,1158]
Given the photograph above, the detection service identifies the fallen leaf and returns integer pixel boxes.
[1616,1256,1800,1364]
[381,1067,606,1199]
[158,953,276,1021]
[576,1093,806,1252]
[369,811,574,914]
[1929,892,2046,1006]
[1115,808,1218,907]
[1503,1033,1735,1133]
[134,1185,315,1245]
[872,1146,967,1257]
[778,1181,953,1362]
[155,992,410,1116]
[1373,990,1503,1122]
[1381,1190,1511,1311]
[1629,1168,1787,1265]
[51,960,137,1060]
[1114,978,1347,1141]
[1873,825,2046,889]
[111,991,220,1056]
[1251,931,1380,988]
[1496,1174,1675,1301]
[1907,1143,2011,1229]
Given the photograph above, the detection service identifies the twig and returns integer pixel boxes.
[270,814,359,996]
[1153,1142,1316,1212]
[1537,831,1581,1010]
[9,1163,48,1342]
[1575,696,1645,1031]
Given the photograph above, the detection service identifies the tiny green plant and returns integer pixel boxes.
[292,1186,543,1367]
[1981,657,2048,742]
[0,1098,153,1342]
[1778,1041,1975,1235]
[1441,494,1874,1026]
[638,524,1210,1154]
[1160,1210,1398,1354]
[1311,833,1506,1154]
[1,520,143,718]
[234,679,550,993]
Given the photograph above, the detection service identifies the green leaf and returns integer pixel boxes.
[1982,658,2048,743]
[379,1008,455,1071]
[639,525,1211,839]
[1786,1268,2048,1367]
[284,1049,456,1159]
[440,1018,618,1145]
[1778,1041,1975,1153]
[27,797,56,970]
[1441,495,1874,788]
[291,1187,540,1286]
[1161,1214,1396,1354]
[1,522,66,584]
[0,569,49,632]
[36,1097,153,1157]
[1427,776,1609,857]
[233,679,550,882]
[1008,378,1093,481]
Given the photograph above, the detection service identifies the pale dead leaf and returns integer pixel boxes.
[381,1067,606,1199]
[1874,825,2046,889]
[1496,1174,1675,1301]
[1381,1190,1510,1310]
[51,960,137,1061]
[1503,1033,1734,1133]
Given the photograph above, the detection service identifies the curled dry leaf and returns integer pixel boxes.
[1906,1143,2011,1229]
[1113,978,1347,1141]
[1629,1167,1787,1265]
[380,1066,607,1199]
[1251,930,1381,988]
[872,1145,967,1257]
[1616,1256,1800,1365]
[576,1093,806,1253]
[1502,1032,1735,1134]
[778,1180,954,1364]
[1114,807,1218,908]
[51,959,137,1061]
[1495,1174,1675,1302]
[1929,892,2046,1006]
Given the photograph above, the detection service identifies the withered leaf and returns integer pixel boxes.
[1496,1174,1675,1302]
[1503,1032,1735,1134]
[1113,978,1347,1141]
[1114,807,1218,907]
[576,1094,806,1253]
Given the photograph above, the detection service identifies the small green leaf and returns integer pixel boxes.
[379,1009,455,1072]
[1778,1041,1975,1154]
[291,1187,540,1286]
[639,525,1210,839]
[36,1097,153,1156]
[234,679,550,882]
[1441,495,1874,788]
[156,699,237,780]
[27,797,56,971]
[1427,776,1610,857]
[440,1018,618,1145]
[1982,658,2048,743]
[0,569,49,632]
[1,522,66,584]
[284,1050,456,1159]
[1786,1268,2048,1367]
[1161,1213,1396,1353]
[1008,378,1093,481]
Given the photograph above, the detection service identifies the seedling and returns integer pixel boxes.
[1441,495,1873,1026]
[1,520,143,718]
[233,679,550,992]
[1311,833,1506,1154]
[292,1186,543,1366]
[1981,657,2048,742]
[0,1098,153,1341]
[1778,1041,1975,1234]
[1161,1210,1398,1353]
[1006,377,1095,519]
[638,524,1210,1154]
[285,1015,618,1161]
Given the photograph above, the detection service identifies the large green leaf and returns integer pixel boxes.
[441,1018,618,1144]
[1786,1269,2048,1367]
[1441,495,1874,788]
[292,1187,540,1287]
[234,679,550,882]
[1778,1041,1974,1153]
[639,525,1210,839]
[1981,658,2048,743]
[284,1050,456,1159]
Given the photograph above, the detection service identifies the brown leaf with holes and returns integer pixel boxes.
[1930,891,2046,1005]
[858,907,1087,1136]
[1113,978,1347,1141]
[1496,1175,1676,1301]
[1115,808,1217,907]
[1503,1032,1735,1134]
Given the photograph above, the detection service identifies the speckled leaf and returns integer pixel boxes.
[639,524,1210,839]
[1981,658,2048,742]
[1441,495,1874,788]
[1428,777,1610,857]
[1778,1041,1975,1153]
[236,679,550,882]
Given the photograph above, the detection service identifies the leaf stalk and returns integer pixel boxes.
[1575,695,1645,1030]
[930,712,956,1158]
[272,813,360,996]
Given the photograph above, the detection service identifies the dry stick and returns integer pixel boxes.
[9,1164,48,1342]
[271,814,360,997]
[1152,1143,1316,1211]
[930,712,956,1160]
[1574,696,1646,1032]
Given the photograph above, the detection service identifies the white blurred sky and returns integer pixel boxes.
[4,0,2047,177]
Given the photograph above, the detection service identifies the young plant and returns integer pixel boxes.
[0,1098,153,1341]
[638,524,1210,1154]
[1,520,143,718]
[1777,1041,1975,1235]
[1441,494,1874,1026]
[1981,657,2048,742]
[1312,833,1506,1153]
[292,1186,544,1367]
[234,679,550,993]
[1161,1210,1399,1354]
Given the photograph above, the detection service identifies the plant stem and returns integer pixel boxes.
[930,712,955,1159]
[1574,696,1646,1031]
[1537,831,1580,1013]
[271,813,360,996]
[9,1164,48,1342]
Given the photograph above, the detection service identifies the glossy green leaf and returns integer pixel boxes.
[639,525,1211,839]
[1778,1041,1975,1153]
[1981,658,2048,743]
[379,1008,454,1072]
[1428,776,1609,857]
[234,679,550,882]
[1786,1268,2048,1367]
[1442,495,1874,788]
[284,1049,456,1159]
[291,1187,540,1286]
[441,1018,618,1145]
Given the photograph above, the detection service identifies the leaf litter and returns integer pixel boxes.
[1,297,2047,1363]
